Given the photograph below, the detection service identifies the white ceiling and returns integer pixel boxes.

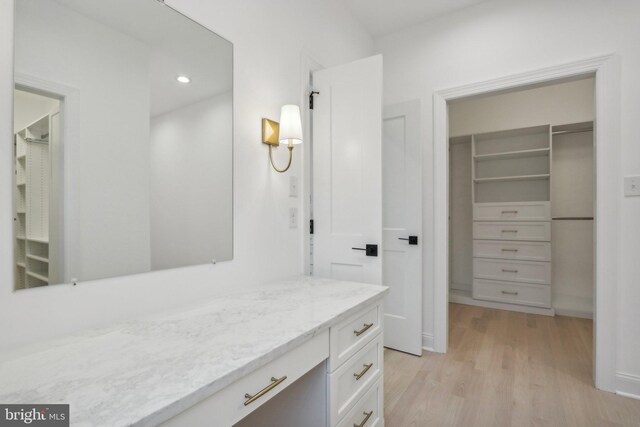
[346,0,487,36]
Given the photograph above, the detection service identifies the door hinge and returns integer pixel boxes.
[310,219,314,234]
[309,91,320,110]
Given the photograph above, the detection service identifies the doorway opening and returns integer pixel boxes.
[433,55,620,392]
[13,87,63,289]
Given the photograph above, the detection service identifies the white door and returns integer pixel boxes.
[312,55,383,285]
[382,100,422,356]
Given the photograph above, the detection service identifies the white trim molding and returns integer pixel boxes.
[616,372,640,400]
[432,54,620,392]
[421,333,434,353]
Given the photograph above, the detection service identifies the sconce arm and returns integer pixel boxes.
[269,144,294,173]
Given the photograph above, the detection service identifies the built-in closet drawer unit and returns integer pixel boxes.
[473,279,551,308]
[474,202,550,222]
[161,330,329,427]
[473,258,550,285]
[473,221,551,241]
[473,240,551,262]
[328,303,382,372]
[329,333,383,424]
[336,378,383,427]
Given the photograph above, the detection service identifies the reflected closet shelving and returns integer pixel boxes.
[14,115,51,289]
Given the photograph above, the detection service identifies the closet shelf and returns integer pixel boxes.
[17,211,25,214]
[474,148,550,161]
[17,155,26,161]
[474,174,550,184]
[17,182,26,187]
[16,235,26,240]
[28,237,49,244]
[27,254,49,263]
[16,262,26,268]
[26,271,49,282]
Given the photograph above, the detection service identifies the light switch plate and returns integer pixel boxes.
[289,207,298,228]
[289,176,298,197]
[624,176,640,197]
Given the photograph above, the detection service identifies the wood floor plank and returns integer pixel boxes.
[384,303,640,427]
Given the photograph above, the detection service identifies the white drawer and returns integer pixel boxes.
[474,202,550,221]
[329,333,383,425]
[329,302,382,372]
[473,258,551,285]
[161,330,329,427]
[473,279,551,308]
[336,378,383,427]
[473,221,551,241]
[473,240,551,262]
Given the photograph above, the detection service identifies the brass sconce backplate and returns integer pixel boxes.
[262,118,280,146]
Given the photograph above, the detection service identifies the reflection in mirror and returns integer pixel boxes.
[13,0,233,290]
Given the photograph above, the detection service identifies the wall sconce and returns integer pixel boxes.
[262,104,302,173]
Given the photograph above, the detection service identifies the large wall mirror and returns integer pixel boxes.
[12,0,233,290]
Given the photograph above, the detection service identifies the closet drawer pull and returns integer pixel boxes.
[502,269,519,273]
[244,376,287,406]
[501,249,519,252]
[354,323,373,336]
[354,411,374,427]
[501,210,519,214]
[353,363,373,380]
[501,230,518,233]
[501,291,519,296]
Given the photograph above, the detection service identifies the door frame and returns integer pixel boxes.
[432,54,620,392]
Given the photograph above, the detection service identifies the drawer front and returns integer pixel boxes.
[161,330,329,427]
[473,221,551,241]
[330,333,383,425]
[336,378,383,427]
[474,202,550,222]
[329,302,382,372]
[473,240,551,262]
[473,258,551,284]
[473,279,551,308]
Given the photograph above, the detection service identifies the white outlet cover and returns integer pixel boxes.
[289,176,298,197]
[624,176,640,197]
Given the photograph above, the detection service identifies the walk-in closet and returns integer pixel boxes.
[448,77,595,318]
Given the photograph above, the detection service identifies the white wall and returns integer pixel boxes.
[15,0,153,282]
[449,78,594,137]
[150,91,233,270]
[13,90,59,132]
[0,0,373,351]
[375,0,640,383]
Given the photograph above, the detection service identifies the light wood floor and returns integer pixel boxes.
[384,303,640,427]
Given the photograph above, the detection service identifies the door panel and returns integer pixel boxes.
[312,55,383,285]
[382,100,422,356]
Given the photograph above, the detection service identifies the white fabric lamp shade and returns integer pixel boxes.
[279,104,303,145]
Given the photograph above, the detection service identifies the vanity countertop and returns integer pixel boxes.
[0,276,388,426]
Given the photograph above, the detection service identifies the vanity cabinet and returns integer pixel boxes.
[161,301,385,427]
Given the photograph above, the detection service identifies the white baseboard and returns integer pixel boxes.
[616,372,640,400]
[422,333,434,352]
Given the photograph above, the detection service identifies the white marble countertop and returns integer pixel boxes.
[0,276,388,426]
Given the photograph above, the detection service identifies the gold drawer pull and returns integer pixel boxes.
[502,290,519,296]
[353,363,374,380]
[354,323,373,336]
[244,376,287,406]
[502,269,519,273]
[354,410,374,427]
[501,248,519,252]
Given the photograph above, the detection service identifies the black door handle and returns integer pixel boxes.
[398,236,418,245]
[352,244,378,257]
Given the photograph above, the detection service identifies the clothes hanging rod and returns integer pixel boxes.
[552,217,594,220]
[552,128,593,135]
[25,138,48,145]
